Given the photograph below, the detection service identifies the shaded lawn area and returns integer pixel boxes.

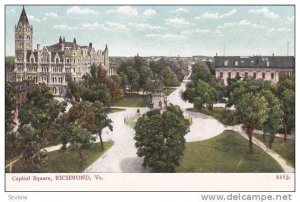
[164,87,177,96]
[11,141,113,173]
[114,93,150,107]
[176,130,283,173]
[254,134,295,167]
[105,107,126,114]
[187,107,240,126]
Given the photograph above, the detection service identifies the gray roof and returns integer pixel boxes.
[214,56,295,69]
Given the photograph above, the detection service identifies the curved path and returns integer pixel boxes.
[85,81,225,172]
[84,107,150,173]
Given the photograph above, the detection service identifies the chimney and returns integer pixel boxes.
[37,44,40,51]
[59,36,62,43]
[89,43,92,48]
[63,37,65,43]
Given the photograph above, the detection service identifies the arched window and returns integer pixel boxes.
[27,35,31,40]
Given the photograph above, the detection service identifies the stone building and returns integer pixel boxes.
[14,6,115,96]
[214,56,295,85]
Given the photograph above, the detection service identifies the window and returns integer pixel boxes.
[253,72,256,78]
[236,72,240,78]
[228,72,231,79]
[271,73,274,79]
[224,60,229,66]
[245,72,248,77]
[73,68,75,73]
[235,61,238,66]
[262,73,265,79]
[220,72,223,78]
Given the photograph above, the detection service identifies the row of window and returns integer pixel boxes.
[219,72,274,80]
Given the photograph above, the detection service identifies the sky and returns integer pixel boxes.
[5,5,294,57]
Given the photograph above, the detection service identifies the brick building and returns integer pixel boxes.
[214,56,295,85]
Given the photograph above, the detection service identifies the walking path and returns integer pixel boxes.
[225,125,294,173]
[45,65,294,173]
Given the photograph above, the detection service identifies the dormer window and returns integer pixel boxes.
[235,61,239,66]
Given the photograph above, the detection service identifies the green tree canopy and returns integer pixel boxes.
[134,105,190,172]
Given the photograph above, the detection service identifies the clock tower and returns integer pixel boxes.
[15,6,32,81]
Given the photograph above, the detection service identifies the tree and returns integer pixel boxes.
[19,83,66,141]
[276,76,295,141]
[56,114,73,151]
[66,65,123,106]
[234,92,269,153]
[18,124,48,172]
[68,101,113,151]
[182,79,217,110]
[5,82,16,134]
[68,122,96,167]
[134,105,190,172]
[259,91,283,149]
[90,101,113,150]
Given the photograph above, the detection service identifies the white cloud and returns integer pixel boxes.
[146,33,186,41]
[195,9,237,20]
[143,8,156,16]
[107,6,138,16]
[182,28,221,35]
[53,24,81,30]
[165,17,190,25]
[172,8,189,13]
[82,22,101,30]
[128,23,163,30]
[67,6,97,15]
[28,15,41,22]
[104,22,128,30]
[45,12,59,18]
[218,19,264,29]
[248,7,280,19]
[268,27,290,32]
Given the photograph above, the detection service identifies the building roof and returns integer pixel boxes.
[18,6,29,25]
[214,56,295,69]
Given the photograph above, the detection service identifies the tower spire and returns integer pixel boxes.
[18,6,29,25]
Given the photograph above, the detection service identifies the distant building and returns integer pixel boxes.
[14,6,115,97]
[10,80,35,117]
[214,56,295,85]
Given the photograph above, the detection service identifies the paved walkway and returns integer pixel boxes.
[84,107,151,173]
[226,125,294,173]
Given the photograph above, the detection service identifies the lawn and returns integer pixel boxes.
[254,134,295,167]
[105,107,126,114]
[114,93,151,107]
[176,130,283,173]
[187,107,239,126]
[164,87,177,96]
[11,141,113,173]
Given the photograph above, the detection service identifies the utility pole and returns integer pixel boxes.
[287,41,289,56]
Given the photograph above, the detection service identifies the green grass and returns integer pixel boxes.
[114,93,150,107]
[254,134,295,167]
[176,130,283,173]
[187,107,239,126]
[105,107,126,114]
[11,141,113,173]
[164,87,177,96]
